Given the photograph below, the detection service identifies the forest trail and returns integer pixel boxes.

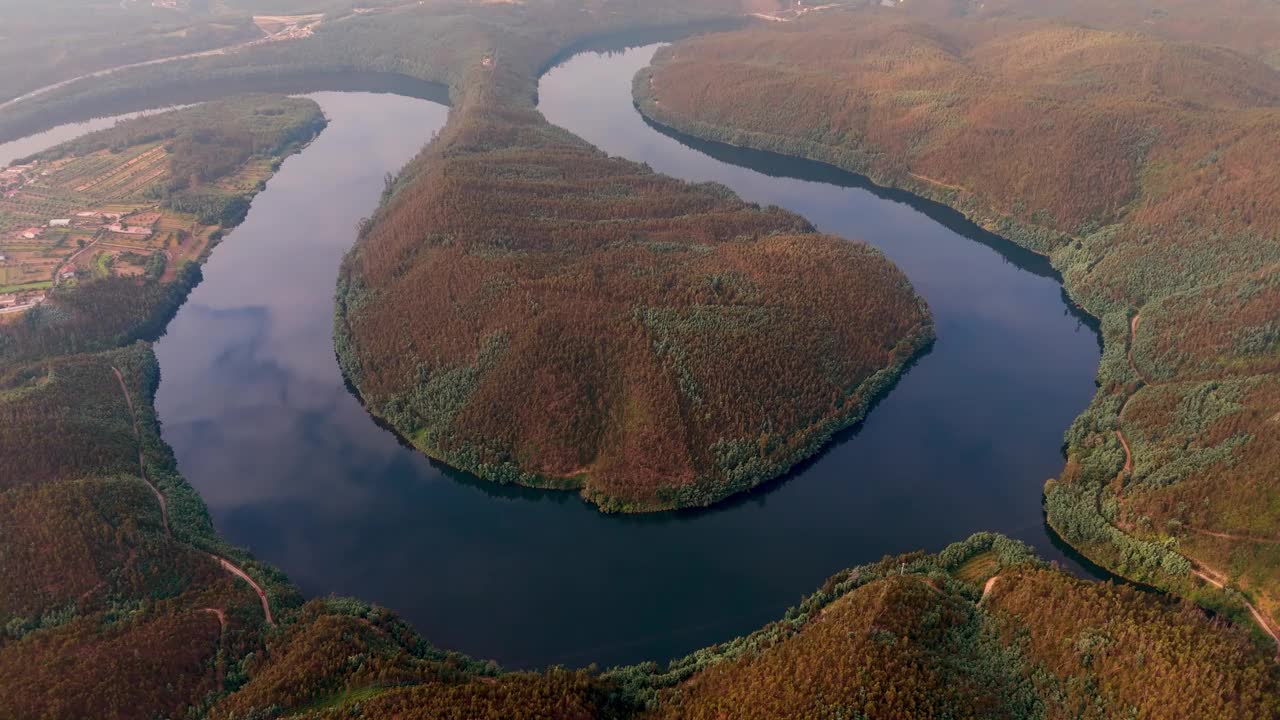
[1112,406,1133,494]
[1115,310,1143,483]
[1113,314,1280,656]
[112,365,170,537]
[210,554,275,626]
[1128,312,1149,385]
[1187,527,1280,545]
[202,607,228,689]
[111,365,275,627]
[203,606,227,631]
[0,1,426,115]
[1191,565,1280,658]
[1116,429,1133,475]
[909,172,967,193]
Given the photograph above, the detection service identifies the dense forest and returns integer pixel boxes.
[636,2,1280,649]
[335,87,932,511]
[2,0,1278,717]
[637,534,1279,720]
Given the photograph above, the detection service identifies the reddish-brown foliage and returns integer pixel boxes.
[0,347,147,490]
[649,576,1014,720]
[640,4,1280,639]
[986,568,1280,718]
[0,605,222,720]
[642,13,1280,244]
[340,96,930,511]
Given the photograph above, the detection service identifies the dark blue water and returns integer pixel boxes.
[3,44,1101,670]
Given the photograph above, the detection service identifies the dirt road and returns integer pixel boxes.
[979,575,1000,604]
[111,365,275,626]
[1191,566,1279,657]
[111,365,170,536]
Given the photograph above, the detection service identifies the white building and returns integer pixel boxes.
[49,219,71,227]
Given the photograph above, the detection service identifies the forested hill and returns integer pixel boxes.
[334,44,933,511]
[636,4,1280,651]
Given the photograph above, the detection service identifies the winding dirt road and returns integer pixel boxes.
[979,575,1000,604]
[1111,311,1279,656]
[1187,527,1280,545]
[1115,429,1133,475]
[111,365,275,626]
[111,366,170,537]
[0,39,266,114]
[210,554,274,626]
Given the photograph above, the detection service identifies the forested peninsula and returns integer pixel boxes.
[635,1,1280,648]
[333,101,931,512]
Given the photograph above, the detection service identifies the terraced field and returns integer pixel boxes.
[0,95,324,311]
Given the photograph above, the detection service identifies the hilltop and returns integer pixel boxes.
[335,95,931,512]
[0,95,325,361]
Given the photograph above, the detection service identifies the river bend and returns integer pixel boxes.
[0,44,1101,669]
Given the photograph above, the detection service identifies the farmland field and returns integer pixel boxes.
[0,95,324,310]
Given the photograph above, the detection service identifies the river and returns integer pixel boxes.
[0,44,1101,670]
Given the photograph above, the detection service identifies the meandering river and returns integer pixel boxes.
[0,43,1101,670]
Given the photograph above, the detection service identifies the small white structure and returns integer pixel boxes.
[49,219,71,227]
[22,231,36,240]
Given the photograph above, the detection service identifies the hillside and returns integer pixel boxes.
[0,96,324,718]
[636,9,1280,644]
[335,89,931,512]
[0,95,325,361]
[635,535,1279,720]
[0,0,261,108]
[114,534,1280,719]
[0,0,1276,717]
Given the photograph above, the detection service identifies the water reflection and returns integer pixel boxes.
[127,46,1102,671]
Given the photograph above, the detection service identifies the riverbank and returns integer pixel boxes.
[633,14,1280,647]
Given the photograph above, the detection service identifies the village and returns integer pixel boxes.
[0,140,230,320]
